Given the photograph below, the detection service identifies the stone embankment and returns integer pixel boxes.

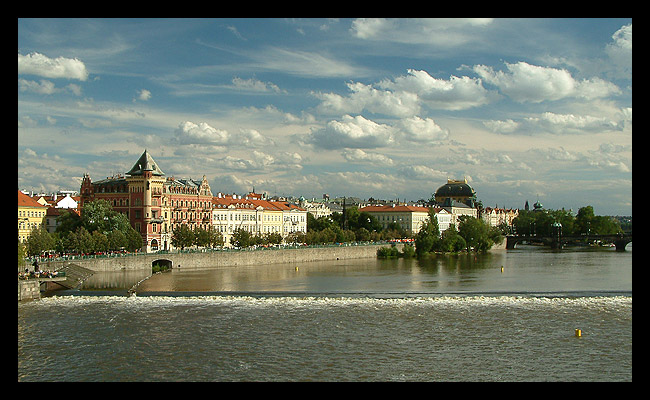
[39,243,406,273]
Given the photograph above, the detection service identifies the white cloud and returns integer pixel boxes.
[342,149,394,166]
[473,61,620,103]
[350,18,493,46]
[525,112,620,133]
[485,112,623,135]
[232,77,285,93]
[174,121,274,148]
[19,79,56,95]
[175,121,229,145]
[315,69,494,116]
[220,150,302,172]
[236,128,275,146]
[19,79,83,96]
[398,165,448,181]
[381,69,495,111]
[483,119,520,133]
[350,18,391,39]
[397,116,448,143]
[252,47,365,78]
[18,52,89,81]
[606,23,632,60]
[315,81,420,117]
[136,89,152,101]
[306,115,394,150]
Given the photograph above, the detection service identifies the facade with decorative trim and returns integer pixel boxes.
[80,150,306,252]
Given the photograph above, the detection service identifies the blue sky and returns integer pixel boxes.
[18,18,632,215]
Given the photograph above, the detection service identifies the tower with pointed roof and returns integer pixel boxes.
[126,150,167,252]
[80,150,217,252]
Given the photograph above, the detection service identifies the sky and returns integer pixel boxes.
[18,18,632,216]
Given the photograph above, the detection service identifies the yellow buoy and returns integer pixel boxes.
[575,329,582,337]
[501,266,504,273]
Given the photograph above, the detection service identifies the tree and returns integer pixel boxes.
[107,229,127,251]
[26,226,55,257]
[18,241,27,268]
[264,232,283,245]
[207,226,224,248]
[125,227,143,252]
[80,199,131,234]
[171,224,194,250]
[91,230,109,253]
[55,208,81,235]
[193,226,211,248]
[438,224,466,252]
[66,227,93,254]
[458,216,494,252]
[414,209,441,257]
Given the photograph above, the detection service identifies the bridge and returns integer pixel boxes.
[506,233,632,251]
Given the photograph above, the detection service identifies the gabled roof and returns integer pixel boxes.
[18,191,47,208]
[126,150,165,176]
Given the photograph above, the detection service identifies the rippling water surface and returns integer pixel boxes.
[18,246,632,381]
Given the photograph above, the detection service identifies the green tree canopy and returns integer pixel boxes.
[171,224,195,250]
[25,226,55,257]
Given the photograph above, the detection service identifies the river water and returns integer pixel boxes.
[18,244,632,382]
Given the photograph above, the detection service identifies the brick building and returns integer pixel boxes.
[80,150,213,252]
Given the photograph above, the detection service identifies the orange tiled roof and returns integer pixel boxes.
[18,191,47,208]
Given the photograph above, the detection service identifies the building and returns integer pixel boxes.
[298,197,332,219]
[430,207,452,232]
[434,178,477,207]
[80,150,213,252]
[433,178,479,227]
[480,207,519,228]
[18,190,48,243]
[33,192,79,209]
[212,194,264,245]
[442,201,478,227]
[212,193,307,247]
[358,204,431,235]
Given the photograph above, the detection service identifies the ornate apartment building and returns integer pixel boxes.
[80,150,306,252]
[80,150,213,252]
[212,193,307,247]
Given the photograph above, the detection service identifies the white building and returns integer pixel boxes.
[298,197,332,219]
[358,204,431,235]
[480,207,519,227]
[442,201,478,227]
[431,207,452,232]
[212,194,307,247]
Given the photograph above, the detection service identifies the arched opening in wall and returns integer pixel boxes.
[152,259,172,273]
[151,239,159,251]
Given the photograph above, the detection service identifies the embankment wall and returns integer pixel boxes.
[41,244,404,272]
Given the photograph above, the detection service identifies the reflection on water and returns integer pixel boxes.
[131,246,631,296]
[80,269,151,291]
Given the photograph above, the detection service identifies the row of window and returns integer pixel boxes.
[18,210,45,218]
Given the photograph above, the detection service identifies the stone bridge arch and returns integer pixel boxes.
[151,258,173,271]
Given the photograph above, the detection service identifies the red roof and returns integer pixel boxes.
[18,191,47,208]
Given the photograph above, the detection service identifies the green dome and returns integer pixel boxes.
[435,180,475,198]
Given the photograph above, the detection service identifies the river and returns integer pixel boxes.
[18,244,632,381]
